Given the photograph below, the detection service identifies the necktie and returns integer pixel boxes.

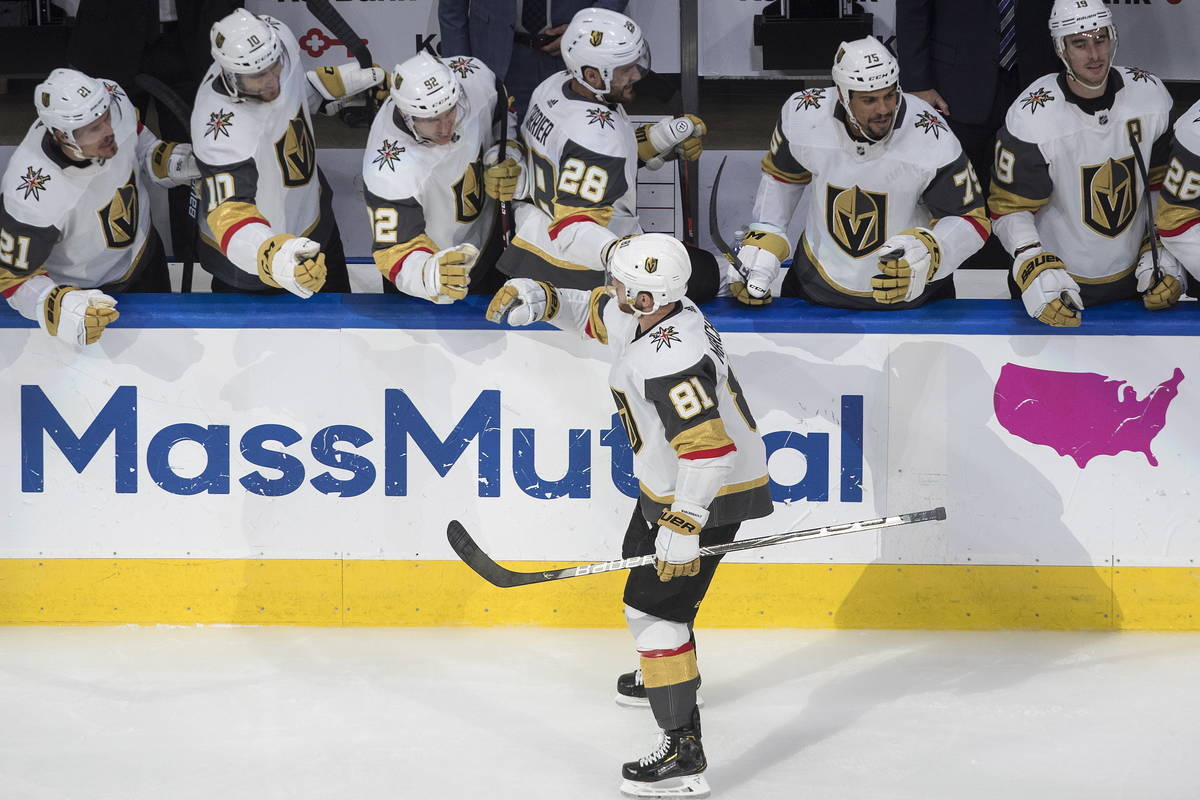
[998,0,1017,71]
[522,0,548,35]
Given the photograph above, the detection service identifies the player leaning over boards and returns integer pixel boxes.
[362,51,519,302]
[497,8,725,302]
[988,0,1180,327]
[192,8,384,296]
[486,233,773,799]
[1155,99,1200,284]
[0,68,198,346]
[732,35,990,309]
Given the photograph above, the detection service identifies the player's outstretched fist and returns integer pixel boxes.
[258,235,327,298]
[41,286,119,346]
[871,228,941,304]
[637,114,706,168]
[1014,248,1082,327]
[485,278,558,326]
[308,62,387,106]
[1135,245,1186,311]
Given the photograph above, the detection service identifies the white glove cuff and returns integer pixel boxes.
[553,220,618,271]
[8,273,56,324]
[225,221,275,277]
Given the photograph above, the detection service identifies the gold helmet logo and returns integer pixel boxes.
[1081,156,1137,238]
[644,257,658,273]
[825,184,888,258]
[394,73,403,89]
[97,171,139,249]
[274,113,316,188]
[590,30,604,47]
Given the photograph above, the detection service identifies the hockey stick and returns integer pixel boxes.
[305,0,378,119]
[1128,126,1164,288]
[707,156,748,280]
[494,81,513,245]
[135,73,198,294]
[447,507,946,588]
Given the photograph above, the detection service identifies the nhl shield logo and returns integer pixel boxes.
[274,113,316,188]
[825,184,888,258]
[1080,156,1137,238]
[97,171,139,249]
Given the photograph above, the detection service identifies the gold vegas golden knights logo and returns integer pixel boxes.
[1080,156,1138,238]
[453,159,484,223]
[274,113,316,188]
[97,171,138,249]
[825,184,888,258]
[644,257,658,273]
[590,30,604,46]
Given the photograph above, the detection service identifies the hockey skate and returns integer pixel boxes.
[615,669,704,709]
[619,711,709,798]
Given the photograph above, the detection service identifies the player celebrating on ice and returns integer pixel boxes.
[486,232,773,798]
[362,50,520,301]
[0,68,198,346]
[988,0,1179,327]
[730,35,990,309]
[192,8,384,295]
[496,8,723,301]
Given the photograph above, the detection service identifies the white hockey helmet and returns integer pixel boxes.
[561,8,650,103]
[211,8,286,99]
[390,53,469,144]
[1049,0,1117,90]
[607,233,690,316]
[34,68,113,159]
[831,36,902,143]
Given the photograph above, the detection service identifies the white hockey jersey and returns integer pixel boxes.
[1156,98,1200,274]
[990,68,1172,284]
[191,16,322,267]
[362,56,511,283]
[757,88,989,308]
[560,289,772,526]
[501,72,642,289]
[0,83,167,295]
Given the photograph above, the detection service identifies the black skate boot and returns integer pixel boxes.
[616,668,703,709]
[619,710,709,798]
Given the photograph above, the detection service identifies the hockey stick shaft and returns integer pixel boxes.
[1128,127,1162,284]
[305,0,378,116]
[447,507,946,588]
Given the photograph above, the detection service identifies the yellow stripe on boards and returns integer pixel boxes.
[1,559,1199,631]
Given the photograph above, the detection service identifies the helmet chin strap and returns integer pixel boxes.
[840,91,901,147]
[1061,56,1110,92]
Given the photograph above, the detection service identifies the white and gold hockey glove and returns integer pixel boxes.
[730,224,788,306]
[307,62,387,111]
[871,227,942,304]
[485,278,559,325]
[637,114,706,168]
[482,141,527,202]
[40,285,119,346]
[654,506,705,582]
[147,141,201,184]
[1013,247,1082,327]
[1135,244,1186,311]
[257,235,327,298]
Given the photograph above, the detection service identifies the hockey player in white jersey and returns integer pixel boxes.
[988,0,1180,326]
[0,68,198,346]
[192,8,384,295]
[734,36,990,310]
[1157,100,1200,281]
[362,51,519,302]
[496,8,722,301]
[486,233,773,798]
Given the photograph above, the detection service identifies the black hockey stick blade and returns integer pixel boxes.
[708,156,746,278]
[446,507,947,589]
[135,74,192,140]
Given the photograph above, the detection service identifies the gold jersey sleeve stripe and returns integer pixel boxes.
[1148,164,1168,190]
[208,201,270,254]
[0,266,47,297]
[1157,200,1200,238]
[373,234,439,283]
[548,204,614,240]
[959,206,993,240]
[670,417,736,459]
[641,644,699,689]
[585,286,610,345]
[987,185,1049,217]
[760,152,812,185]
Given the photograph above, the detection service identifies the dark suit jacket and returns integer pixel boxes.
[438,0,628,78]
[896,0,1060,126]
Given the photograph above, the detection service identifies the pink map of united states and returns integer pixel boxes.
[993,364,1185,468]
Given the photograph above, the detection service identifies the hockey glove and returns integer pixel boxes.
[730,224,788,306]
[485,278,559,325]
[483,141,527,202]
[637,115,706,167]
[41,285,119,345]
[654,506,705,582]
[257,235,327,298]
[147,141,201,184]
[1135,244,1186,311]
[1013,248,1082,327]
[871,227,942,304]
[308,62,387,103]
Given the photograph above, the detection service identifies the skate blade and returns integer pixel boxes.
[614,693,704,710]
[619,774,710,798]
